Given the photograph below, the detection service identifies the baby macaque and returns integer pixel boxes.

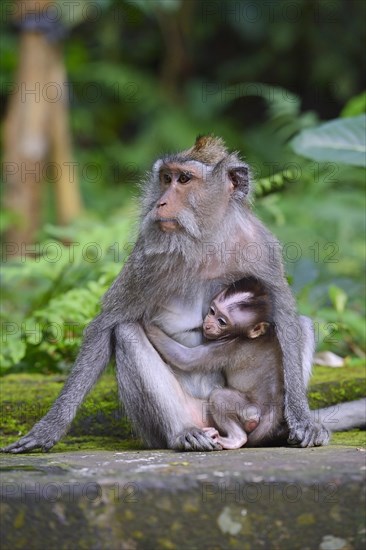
[202,277,271,342]
[147,278,289,449]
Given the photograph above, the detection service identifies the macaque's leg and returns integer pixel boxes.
[202,426,246,450]
[114,322,222,451]
[271,294,329,447]
[208,388,260,450]
[216,424,248,450]
[299,315,315,387]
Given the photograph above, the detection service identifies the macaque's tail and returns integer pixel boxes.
[312,399,366,432]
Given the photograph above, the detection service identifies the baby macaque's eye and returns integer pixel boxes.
[178,173,191,184]
[209,307,215,315]
[218,318,227,327]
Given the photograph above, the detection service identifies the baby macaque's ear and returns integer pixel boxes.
[248,322,269,339]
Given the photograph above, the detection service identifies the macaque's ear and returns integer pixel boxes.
[228,165,250,195]
[152,158,163,174]
[248,322,269,339]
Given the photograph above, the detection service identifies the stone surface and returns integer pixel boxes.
[1,446,365,549]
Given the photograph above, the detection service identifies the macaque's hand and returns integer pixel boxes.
[1,421,60,453]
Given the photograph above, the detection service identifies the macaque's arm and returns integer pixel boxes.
[145,325,227,371]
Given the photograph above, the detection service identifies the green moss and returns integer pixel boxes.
[330,430,366,447]
[54,436,144,452]
[0,371,137,449]
[1,374,65,437]
[308,364,366,408]
[296,513,316,526]
[310,363,365,385]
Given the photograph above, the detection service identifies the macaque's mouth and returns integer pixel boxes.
[156,218,179,231]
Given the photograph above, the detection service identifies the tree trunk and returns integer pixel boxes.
[2,0,82,257]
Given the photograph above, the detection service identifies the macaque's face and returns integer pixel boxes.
[155,162,210,233]
[203,293,269,341]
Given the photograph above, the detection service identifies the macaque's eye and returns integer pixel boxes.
[209,307,215,315]
[178,173,191,184]
[218,318,227,327]
[162,173,172,184]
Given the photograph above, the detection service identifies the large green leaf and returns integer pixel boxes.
[291,115,366,167]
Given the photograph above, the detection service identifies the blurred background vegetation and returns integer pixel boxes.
[0,0,365,373]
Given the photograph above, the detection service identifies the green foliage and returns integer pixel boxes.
[341,91,366,118]
[1,212,134,373]
[291,115,366,167]
[328,285,348,314]
[125,0,182,13]
[255,168,300,198]
[312,286,365,359]
[0,1,365,372]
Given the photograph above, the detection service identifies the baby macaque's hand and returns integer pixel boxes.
[145,324,170,348]
[145,323,189,369]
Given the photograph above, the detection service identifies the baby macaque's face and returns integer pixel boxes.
[203,300,232,340]
[203,290,269,341]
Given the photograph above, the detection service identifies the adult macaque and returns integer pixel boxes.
[3,135,331,453]
[146,277,313,449]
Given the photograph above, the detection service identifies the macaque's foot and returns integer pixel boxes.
[287,419,330,447]
[1,425,59,454]
[174,427,223,451]
[204,427,248,450]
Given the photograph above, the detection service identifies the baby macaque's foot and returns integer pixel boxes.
[202,427,223,449]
